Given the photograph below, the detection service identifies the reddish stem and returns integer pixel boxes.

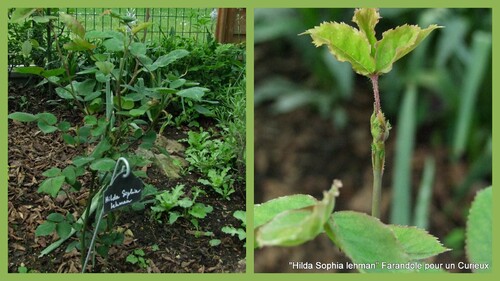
[370,75,381,113]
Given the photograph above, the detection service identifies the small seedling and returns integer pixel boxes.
[198,167,235,200]
[126,249,149,269]
[222,210,246,241]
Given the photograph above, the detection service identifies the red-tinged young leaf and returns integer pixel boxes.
[352,8,380,55]
[302,22,375,76]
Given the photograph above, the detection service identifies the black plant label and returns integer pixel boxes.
[103,171,143,214]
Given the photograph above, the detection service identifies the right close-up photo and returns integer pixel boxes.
[254,8,491,273]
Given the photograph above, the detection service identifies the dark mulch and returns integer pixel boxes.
[7,80,246,273]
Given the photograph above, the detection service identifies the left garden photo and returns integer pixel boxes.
[7,8,246,273]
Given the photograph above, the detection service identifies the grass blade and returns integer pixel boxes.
[390,84,417,225]
[413,156,436,229]
[452,31,491,160]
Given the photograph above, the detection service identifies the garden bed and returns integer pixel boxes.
[8,80,246,273]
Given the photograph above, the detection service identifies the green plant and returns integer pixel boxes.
[222,210,246,242]
[254,8,457,273]
[151,184,213,228]
[126,249,149,269]
[7,8,208,271]
[184,129,235,175]
[301,8,440,219]
[198,167,235,200]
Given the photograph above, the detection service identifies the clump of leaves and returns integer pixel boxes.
[151,184,213,228]
[222,210,246,242]
[126,249,149,269]
[198,167,235,200]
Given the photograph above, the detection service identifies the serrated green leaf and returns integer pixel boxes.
[255,182,340,247]
[35,221,56,237]
[38,176,66,197]
[189,203,213,219]
[90,158,116,172]
[302,22,375,76]
[388,225,449,260]
[352,8,380,55]
[466,186,492,272]
[375,24,441,74]
[327,211,411,272]
[8,112,38,122]
[233,210,246,226]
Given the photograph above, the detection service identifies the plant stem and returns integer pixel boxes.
[369,74,390,219]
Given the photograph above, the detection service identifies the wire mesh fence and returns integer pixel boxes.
[67,8,217,43]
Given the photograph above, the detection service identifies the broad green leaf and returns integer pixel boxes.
[62,134,75,145]
[85,30,123,40]
[72,156,95,167]
[189,203,213,219]
[62,166,77,185]
[194,104,215,117]
[84,115,97,126]
[104,37,124,52]
[95,61,115,75]
[169,212,181,224]
[254,194,317,228]
[90,138,112,159]
[255,182,341,248]
[233,210,246,225]
[388,225,449,260]
[153,49,189,68]
[42,167,61,177]
[13,66,44,75]
[129,108,147,117]
[8,112,38,122]
[32,15,57,23]
[42,68,65,78]
[466,186,492,272]
[129,42,147,56]
[37,121,58,134]
[327,211,411,272]
[35,221,56,237]
[126,254,138,264]
[47,213,65,223]
[59,12,85,38]
[352,8,380,55]
[10,8,37,23]
[56,221,72,239]
[375,24,441,74]
[21,40,32,57]
[36,112,57,125]
[90,158,116,172]
[302,22,375,76]
[57,121,71,132]
[38,176,66,197]
[176,87,208,102]
[55,87,74,99]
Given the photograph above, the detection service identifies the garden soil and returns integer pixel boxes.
[8,81,246,273]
